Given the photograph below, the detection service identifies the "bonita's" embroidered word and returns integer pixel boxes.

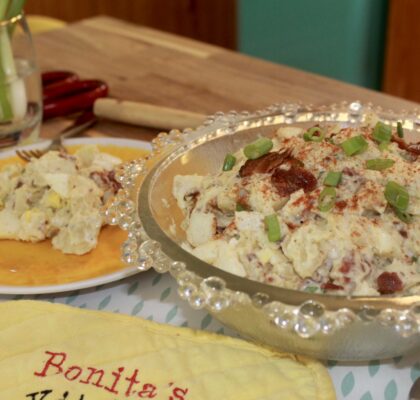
[34,351,189,399]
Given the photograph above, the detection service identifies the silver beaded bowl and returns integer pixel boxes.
[108,102,420,361]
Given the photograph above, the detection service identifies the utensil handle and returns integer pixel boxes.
[93,98,206,130]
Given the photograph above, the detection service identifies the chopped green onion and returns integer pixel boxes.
[397,121,404,138]
[412,256,418,263]
[323,171,342,187]
[243,137,273,160]
[304,286,318,293]
[303,127,325,142]
[318,187,336,212]
[378,142,389,152]
[341,135,369,156]
[222,153,236,171]
[384,181,409,211]
[264,214,281,242]
[372,121,392,143]
[365,158,395,171]
[393,208,412,224]
[236,203,246,212]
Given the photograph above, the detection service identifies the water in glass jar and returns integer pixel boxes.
[0,58,42,149]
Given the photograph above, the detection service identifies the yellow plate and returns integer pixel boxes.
[0,138,150,294]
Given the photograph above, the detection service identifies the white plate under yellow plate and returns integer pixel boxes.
[0,137,151,295]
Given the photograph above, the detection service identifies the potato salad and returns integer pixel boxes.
[0,145,121,255]
[173,120,419,296]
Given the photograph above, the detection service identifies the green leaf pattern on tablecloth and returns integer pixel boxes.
[0,270,417,400]
[131,300,144,315]
[384,379,397,400]
[341,372,355,397]
[127,281,139,295]
[160,287,171,301]
[152,274,162,286]
[368,360,380,377]
[359,392,373,400]
[65,292,79,304]
[165,305,178,323]
[98,294,112,310]
[201,313,212,329]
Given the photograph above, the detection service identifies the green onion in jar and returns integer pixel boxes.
[264,214,281,242]
[318,187,336,212]
[303,127,325,142]
[341,135,368,156]
[243,137,273,160]
[222,153,236,171]
[365,158,395,170]
[372,121,392,143]
[323,171,342,187]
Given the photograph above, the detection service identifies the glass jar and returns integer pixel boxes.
[0,12,42,148]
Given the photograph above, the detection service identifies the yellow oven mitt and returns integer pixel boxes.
[0,301,335,399]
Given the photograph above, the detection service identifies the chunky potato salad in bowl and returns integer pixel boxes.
[173,118,419,297]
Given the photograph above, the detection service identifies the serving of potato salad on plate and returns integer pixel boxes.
[0,146,121,255]
[173,120,419,296]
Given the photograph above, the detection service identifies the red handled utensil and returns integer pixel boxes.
[41,70,109,120]
[41,70,206,130]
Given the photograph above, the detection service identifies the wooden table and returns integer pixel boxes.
[35,16,418,141]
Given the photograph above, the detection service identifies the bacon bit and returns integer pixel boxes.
[322,281,344,291]
[335,200,347,211]
[399,229,408,238]
[90,170,121,194]
[342,167,356,177]
[351,231,361,237]
[267,276,274,283]
[271,166,317,196]
[286,222,298,230]
[291,195,307,207]
[185,191,199,202]
[349,195,359,210]
[339,256,354,274]
[392,136,420,156]
[377,272,403,294]
[239,150,302,177]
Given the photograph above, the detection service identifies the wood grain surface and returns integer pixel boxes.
[26,0,237,49]
[35,16,419,141]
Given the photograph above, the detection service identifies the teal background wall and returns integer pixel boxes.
[238,0,388,89]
